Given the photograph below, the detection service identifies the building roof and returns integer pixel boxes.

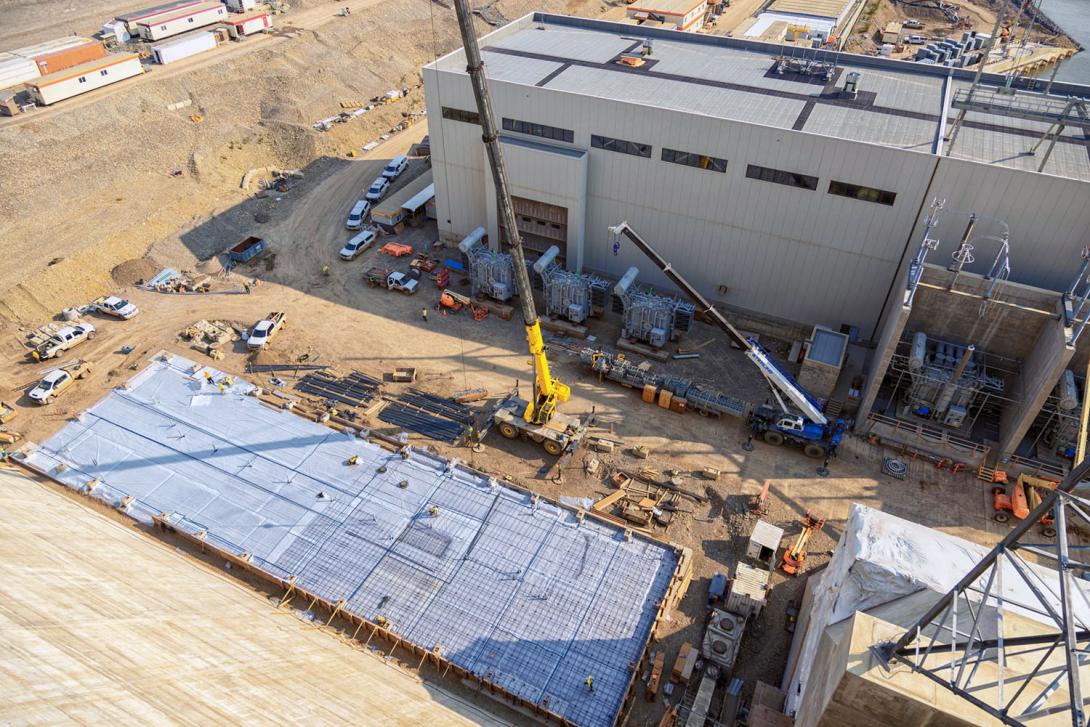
[116,0,203,22]
[0,468,509,726]
[806,326,848,366]
[224,10,269,25]
[372,169,433,218]
[426,13,1090,182]
[767,0,854,21]
[627,0,706,17]
[26,53,139,88]
[26,354,680,727]
[135,0,224,26]
[7,36,98,59]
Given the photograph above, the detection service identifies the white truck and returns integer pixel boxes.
[387,271,419,295]
[247,311,286,350]
[30,323,96,361]
[92,295,139,319]
[28,360,92,405]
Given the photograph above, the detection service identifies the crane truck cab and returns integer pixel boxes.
[749,404,844,458]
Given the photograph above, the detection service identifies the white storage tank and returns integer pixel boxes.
[152,30,217,64]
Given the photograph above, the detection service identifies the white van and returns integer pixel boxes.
[382,155,408,180]
[346,199,371,230]
[340,229,377,260]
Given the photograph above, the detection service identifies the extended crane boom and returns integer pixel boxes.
[608,222,827,426]
[451,0,568,425]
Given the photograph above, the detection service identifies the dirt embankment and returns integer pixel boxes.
[0,0,591,323]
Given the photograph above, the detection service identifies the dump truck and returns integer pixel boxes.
[30,323,96,361]
[247,312,286,350]
[28,360,92,405]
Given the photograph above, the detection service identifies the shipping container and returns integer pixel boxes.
[31,41,107,75]
[152,30,217,64]
[223,11,272,38]
[136,2,228,41]
[0,53,40,90]
[116,0,204,34]
[25,54,142,106]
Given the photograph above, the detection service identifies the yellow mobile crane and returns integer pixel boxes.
[451,0,585,456]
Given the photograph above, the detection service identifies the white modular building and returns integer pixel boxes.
[223,11,272,39]
[152,30,217,64]
[423,13,1090,339]
[25,54,142,106]
[0,52,40,90]
[224,0,257,11]
[135,1,228,41]
[115,0,204,35]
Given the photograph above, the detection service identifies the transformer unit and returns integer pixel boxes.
[532,246,610,324]
[458,226,514,302]
[701,609,745,671]
[1041,369,1081,459]
[613,266,695,349]
[901,332,1003,428]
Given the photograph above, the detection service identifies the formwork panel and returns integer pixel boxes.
[25,355,679,727]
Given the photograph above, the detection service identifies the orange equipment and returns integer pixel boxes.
[439,289,472,313]
[435,268,450,288]
[471,303,489,321]
[993,474,1058,534]
[617,55,646,68]
[782,512,825,576]
[381,242,413,257]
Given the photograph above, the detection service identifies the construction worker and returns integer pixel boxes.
[347,455,358,466]
[585,675,594,693]
[204,370,214,384]
[421,307,428,322]
[322,264,330,276]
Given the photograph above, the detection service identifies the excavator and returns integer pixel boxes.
[450,0,585,457]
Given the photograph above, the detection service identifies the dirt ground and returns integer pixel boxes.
[0,120,1018,725]
[0,1,1050,724]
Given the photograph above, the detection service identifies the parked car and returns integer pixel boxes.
[365,176,390,201]
[346,199,371,230]
[340,230,378,260]
[28,360,91,405]
[907,34,926,44]
[30,323,96,361]
[247,312,286,349]
[92,295,139,319]
[382,155,408,179]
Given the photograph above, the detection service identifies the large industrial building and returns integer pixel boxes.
[423,12,1090,467]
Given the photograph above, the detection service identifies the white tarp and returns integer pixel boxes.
[785,503,1090,714]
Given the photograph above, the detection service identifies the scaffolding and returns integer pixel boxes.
[25,354,683,727]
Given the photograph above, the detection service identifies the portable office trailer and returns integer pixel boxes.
[27,40,106,75]
[224,0,257,10]
[152,31,217,64]
[223,11,272,39]
[0,53,40,90]
[136,2,228,41]
[25,54,142,106]
[116,0,203,34]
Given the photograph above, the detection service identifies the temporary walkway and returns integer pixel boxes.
[25,354,681,727]
[0,466,510,725]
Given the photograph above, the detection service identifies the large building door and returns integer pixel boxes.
[499,196,568,262]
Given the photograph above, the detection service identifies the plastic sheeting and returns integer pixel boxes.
[26,354,678,727]
[785,504,1090,714]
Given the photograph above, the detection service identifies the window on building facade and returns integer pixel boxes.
[100,69,108,76]
[662,148,727,173]
[828,180,897,206]
[591,134,652,158]
[502,118,574,143]
[745,164,818,190]
[441,106,480,125]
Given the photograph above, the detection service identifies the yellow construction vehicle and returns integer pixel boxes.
[451,0,586,457]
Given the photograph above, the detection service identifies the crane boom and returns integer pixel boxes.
[608,222,827,426]
[451,0,568,424]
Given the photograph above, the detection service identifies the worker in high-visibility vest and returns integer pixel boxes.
[585,675,594,693]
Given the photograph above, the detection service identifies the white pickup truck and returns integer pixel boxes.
[30,323,96,361]
[247,311,286,350]
[92,295,139,319]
